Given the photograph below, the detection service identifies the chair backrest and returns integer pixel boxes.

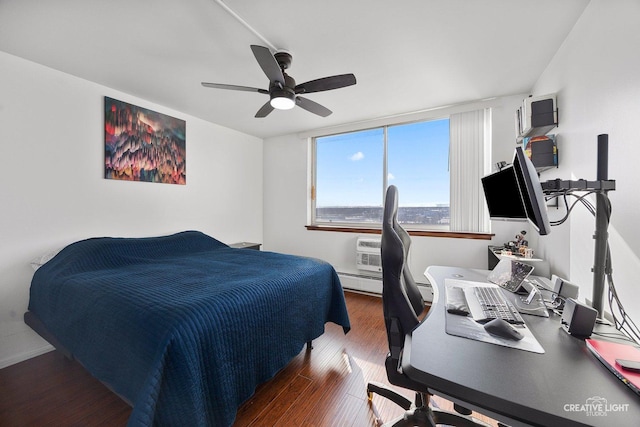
[381,185,425,360]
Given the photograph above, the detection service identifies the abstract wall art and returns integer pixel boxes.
[105,97,186,185]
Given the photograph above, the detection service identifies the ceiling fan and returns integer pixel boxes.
[201,45,356,118]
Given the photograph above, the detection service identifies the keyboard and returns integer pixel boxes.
[473,286,525,325]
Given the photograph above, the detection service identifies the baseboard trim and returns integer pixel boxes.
[0,343,54,369]
[337,272,433,302]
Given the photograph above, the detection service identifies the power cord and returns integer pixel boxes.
[587,193,638,345]
[549,190,639,345]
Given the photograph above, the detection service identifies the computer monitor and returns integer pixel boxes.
[481,147,551,236]
[481,165,527,221]
[512,146,551,235]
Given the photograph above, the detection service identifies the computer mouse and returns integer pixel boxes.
[483,318,524,341]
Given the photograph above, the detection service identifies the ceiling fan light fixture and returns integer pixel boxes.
[201,45,355,117]
[271,96,295,110]
[270,89,296,110]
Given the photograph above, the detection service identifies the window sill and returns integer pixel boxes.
[305,225,493,240]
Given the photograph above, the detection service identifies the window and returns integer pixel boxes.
[311,109,491,233]
[315,128,385,224]
[313,118,451,230]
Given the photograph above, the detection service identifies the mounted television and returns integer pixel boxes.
[481,147,551,236]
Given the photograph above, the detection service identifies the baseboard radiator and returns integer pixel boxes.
[337,272,433,302]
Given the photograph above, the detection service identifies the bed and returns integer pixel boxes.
[25,231,350,426]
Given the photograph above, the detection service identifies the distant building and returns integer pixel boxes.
[316,206,450,226]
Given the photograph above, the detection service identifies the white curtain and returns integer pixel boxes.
[449,109,491,233]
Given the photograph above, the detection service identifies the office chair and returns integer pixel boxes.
[367,185,489,427]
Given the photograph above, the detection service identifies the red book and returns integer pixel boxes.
[586,338,640,396]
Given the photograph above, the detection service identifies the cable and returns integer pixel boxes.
[595,194,640,345]
[592,330,637,344]
[548,190,597,226]
[527,285,566,312]
[608,268,640,345]
[550,190,639,345]
[536,286,562,301]
[213,0,278,51]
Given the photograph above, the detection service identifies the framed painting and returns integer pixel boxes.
[104,97,186,184]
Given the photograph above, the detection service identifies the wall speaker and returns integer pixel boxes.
[561,298,598,337]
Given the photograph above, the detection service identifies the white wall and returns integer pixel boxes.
[263,95,527,288]
[531,0,640,320]
[0,52,264,368]
[264,1,640,329]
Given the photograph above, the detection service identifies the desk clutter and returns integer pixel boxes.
[422,265,640,426]
[586,339,640,396]
[486,257,534,292]
[444,279,545,354]
[500,230,535,258]
[561,297,598,337]
[487,244,550,278]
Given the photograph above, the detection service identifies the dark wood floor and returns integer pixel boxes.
[0,291,497,426]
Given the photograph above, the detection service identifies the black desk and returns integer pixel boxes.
[402,266,640,427]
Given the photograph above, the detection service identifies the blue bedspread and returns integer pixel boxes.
[29,231,350,426]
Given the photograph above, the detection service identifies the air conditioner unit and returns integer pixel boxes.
[356,236,382,273]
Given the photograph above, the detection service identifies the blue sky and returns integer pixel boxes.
[316,119,450,207]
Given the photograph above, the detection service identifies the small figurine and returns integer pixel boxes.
[514,230,528,248]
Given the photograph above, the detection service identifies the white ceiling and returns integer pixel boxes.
[0,0,589,139]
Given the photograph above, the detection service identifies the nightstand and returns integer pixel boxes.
[229,242,261,250]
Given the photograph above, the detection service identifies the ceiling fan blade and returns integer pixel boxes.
[201,82,269,94]
[250,45,285,86]
[255,101,275,118]
[296,97,332,117]
[295,74,356,94]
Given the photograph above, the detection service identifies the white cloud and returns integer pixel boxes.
[350,151,364,161]
[388,172,395,180]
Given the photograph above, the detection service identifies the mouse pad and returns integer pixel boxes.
[444,280,545,354]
